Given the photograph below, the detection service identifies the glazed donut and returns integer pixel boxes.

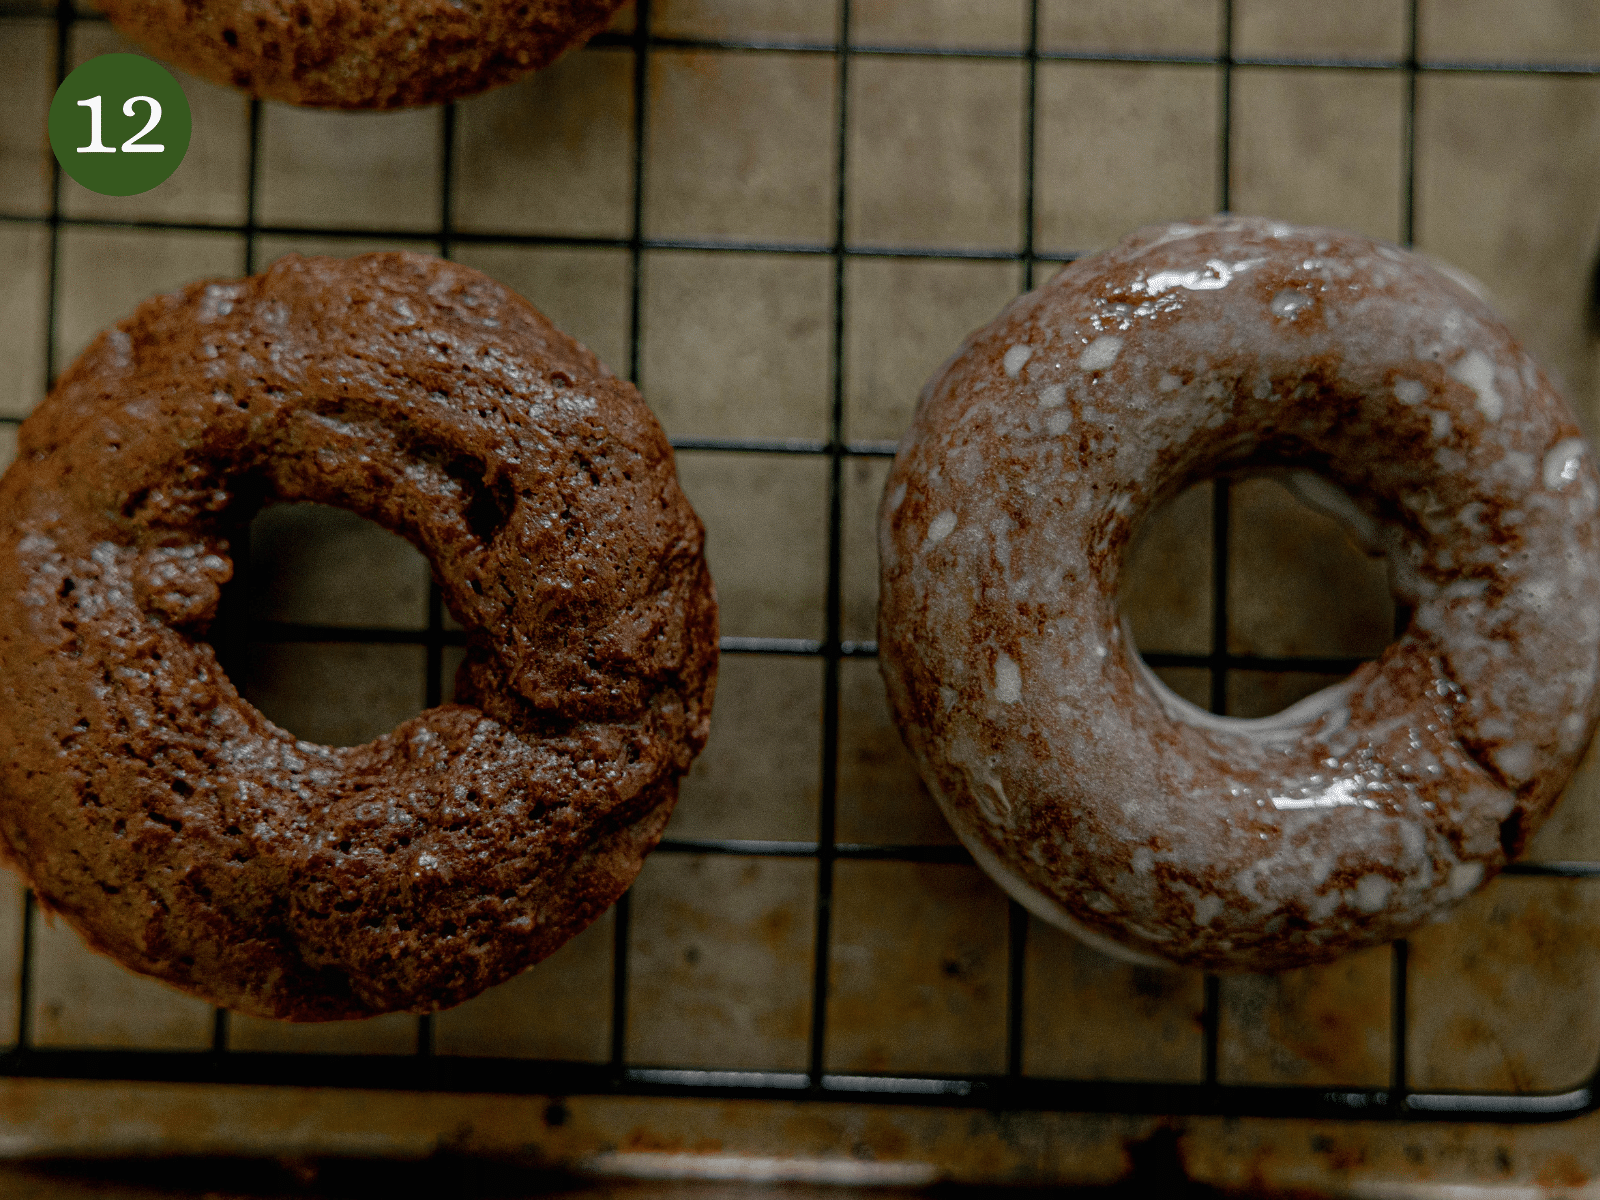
[0,251,717,1019]
[99,0,625,109]
[878,216,1600,972]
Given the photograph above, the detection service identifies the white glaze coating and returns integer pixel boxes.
[878,217,1600,971]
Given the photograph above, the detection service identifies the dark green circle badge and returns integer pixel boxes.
[49,54,192,197]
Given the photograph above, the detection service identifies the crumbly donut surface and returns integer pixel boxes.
[0,251,717,1019]
[99,0,624,109]
[879,217,1600,972]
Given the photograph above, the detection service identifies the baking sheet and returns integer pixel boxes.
[1,0,1600,1188]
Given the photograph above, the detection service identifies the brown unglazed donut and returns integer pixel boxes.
[99,0,625,109]
[878,216,1600,972]
[0,251,717,1019]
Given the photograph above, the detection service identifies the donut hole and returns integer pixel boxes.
[213,502,436,747]
[1119,472,1398,721]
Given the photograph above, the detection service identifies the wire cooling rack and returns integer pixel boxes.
[2,0,1600,1125]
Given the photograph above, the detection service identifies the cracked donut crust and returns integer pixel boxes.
[0,251,718,1019]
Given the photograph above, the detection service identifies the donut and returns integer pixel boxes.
[0,251,718,1019]
[99,0,625,109]
[878,216,1600,972]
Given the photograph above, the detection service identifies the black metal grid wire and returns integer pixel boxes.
[2,0,1600,1123]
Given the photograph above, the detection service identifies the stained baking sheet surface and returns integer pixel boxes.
[0,0,1599,1176]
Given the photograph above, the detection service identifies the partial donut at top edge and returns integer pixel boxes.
[0,251,718,1019]
[878,215,1600,973]
[98,0,627,109]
